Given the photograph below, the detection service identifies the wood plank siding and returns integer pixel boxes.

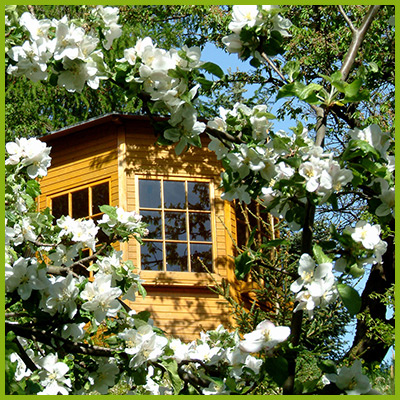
[39,114,238,342]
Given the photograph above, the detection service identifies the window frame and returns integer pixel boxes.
[135,175,218,278]
[47,178,111,220]
[47,179,112,278]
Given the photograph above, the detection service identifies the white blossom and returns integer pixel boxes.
[80,274,122,323]
[37,354,71,395]
[229,5,259,34]
[48,244,81,268]
[5,257,49,300]
[189,342,224,365]
[325,359,372,395]
[19,12,53,43]
[6,137,52,178]
[347,221,382,250]
[88,360,119,394]
[221,183,251,204]
[45,273,79,318]
[119,324,168,368]
[348,124,391,159]
[239,319,290,353]
[10,352,33,381]
[53,16,86,61]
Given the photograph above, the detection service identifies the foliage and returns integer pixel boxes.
[4,4,395,395]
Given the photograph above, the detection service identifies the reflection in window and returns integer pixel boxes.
[51,181,110,221]
[139,178,213,273]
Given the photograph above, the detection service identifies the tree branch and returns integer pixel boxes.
[12,336,39,373]
[6,321,123,359]
[260,52,288,83]
[340,5,381,81]
[338,6,356,33]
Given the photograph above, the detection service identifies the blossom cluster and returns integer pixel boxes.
[334,220,388,277]
[117,36,206,151]
[291,254,337,318]
[207,102,354,222]
[5,137,51,179]
[118,321,289,395]
[9,318,291,395]
[222,5,291,59]
[347,124,395,218]
[6,6,120,91]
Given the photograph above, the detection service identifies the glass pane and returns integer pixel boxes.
[165,212,187,240]
[141,211,162,239]
[92,215,109,243]
[141,241,163,271]
[164,181,185,209]
[166,243,188,272]
[52,194,69,219]
[139,180,161,209]
[72,189,89,218]
[92,182,109,215]
[189,213,211,241]
[191,244,213,273]
[79,248,91,268]
[188,182,210,210]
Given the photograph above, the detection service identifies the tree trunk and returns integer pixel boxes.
[346,219,395,363]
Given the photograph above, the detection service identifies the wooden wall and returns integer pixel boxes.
[121,119,237,341]
[38,122,120,211]
[39,116,238,342]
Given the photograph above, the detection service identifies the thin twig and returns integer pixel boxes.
[338,6,356,33]
[260,52,288,83]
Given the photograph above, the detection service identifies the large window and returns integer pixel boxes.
[138,178,213,273]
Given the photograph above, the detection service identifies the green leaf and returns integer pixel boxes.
[337,283,362,316]
[276,82,298,100]
[348,264,365,278]
[344,78,362,97]
[283,60,300,82]
[318,359,337,374]
[342,139,381,161]
[331,80,347,93]
[175,137,188,155]
[200,62,224,79]
[235,251,252,280]
[131,366,148,385]
[195,76,213,91]
[99,204,117,219]
[26,179,41,198]
[186,134,202,148]
[162,359,183,394]
[263,356,289,386]
[250,57,261,68]
[297,82,322,100]
[155,135,174,146]
[313,244,332,264]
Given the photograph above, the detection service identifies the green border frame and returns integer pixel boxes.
[2,1,398,399]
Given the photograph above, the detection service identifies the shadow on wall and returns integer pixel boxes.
[126,254,233,343]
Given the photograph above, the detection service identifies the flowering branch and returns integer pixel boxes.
[6,321,122,358]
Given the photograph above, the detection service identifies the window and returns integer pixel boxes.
[51,180,110,220]
[138,178,213,273]
[50,180,110,243]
